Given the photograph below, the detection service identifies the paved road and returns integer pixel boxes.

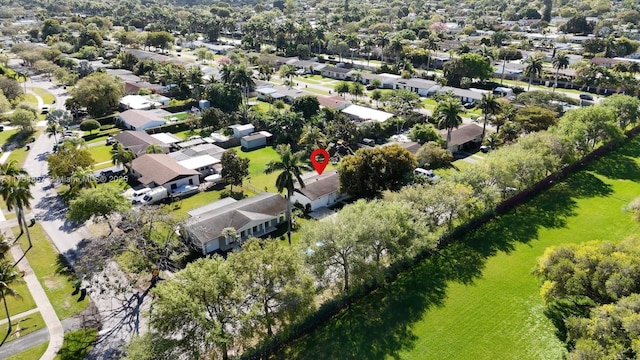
[0,316,87,358]
[17,75,150,359]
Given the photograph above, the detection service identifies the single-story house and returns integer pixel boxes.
[286,59,326,74]
[177,143,226,159]
[229,124,255,138]
[150,132,183,145]
[241,131,273,150]
[113,131,171,156]
[290,170,348,212]
[316,95,351,110]
[124,81,166,95]
[255,87,280,102]
[493,87,514,97]
[184,192,288,254]
[341,104,395,123]
[177,155,221,178]
[360,73,401,88]
[321,66,353,80]
[437,86,486,104]
[393,78,438,96]
[130,153,200,191]
[440,123,484,153]
[120,95,159,110]
[118,109,170,131]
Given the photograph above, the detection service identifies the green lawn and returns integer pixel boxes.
[6,341,48,360]
[14,224,90,320]
[302,87,330,96]
[165,112,189,121]
[0,251,37,320]
[87,144,113,165]
[19,94,38,107]
[278,137,640,359]
[55,328,97,360]
[0,311,45,344]
[29,88,55,104]
[171,188,226,217]
[0,129,20,146]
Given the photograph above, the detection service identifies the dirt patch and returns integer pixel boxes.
[44,277,62,289]
[87,221,110,238]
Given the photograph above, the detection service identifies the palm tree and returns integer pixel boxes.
[46,122,62,144]
[376,32,390,62]
[363,37,375,65]
[552,52,570,93]
[231,65,255,105]
[348,82,364,103]
[298,125,327,152]
[279,65,296,87]
[435,100,464,150]
[0,161,32,245]
[145,144,164,154]
[524,55,544,91]
[1,176,34,250]
[0,260,23,347]
[479,93,501,140]
[264,144,311,245]
[111,143,134,171]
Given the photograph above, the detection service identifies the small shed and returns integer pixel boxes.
[241,131,273,150]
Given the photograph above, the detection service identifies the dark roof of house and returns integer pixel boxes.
[441,123,484,147]
[242,133,269,142]
[591,57,620,67]
[131,154,199,186]
[114,130,170,156]
[322,66,351,74]
[397,141,421,154]
[185,193,287,245]
[295,170,340,201]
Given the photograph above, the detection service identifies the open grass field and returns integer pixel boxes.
[6,341,48,360]
[278,137,640,360]
[29,88,55,104]
[0,311,45,343]
[14,224,90,320]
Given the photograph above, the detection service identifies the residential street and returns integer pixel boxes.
[12,77,150,359]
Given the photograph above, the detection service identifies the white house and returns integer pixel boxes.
[290,170,347,212]
[184,193,288,254]
[229,124,255,138]
[359,73,401,88]
[177,155,221,178]
[119,95,161,110]
[130,154,200,192]
[118,109,169,131]
[341,104,395,123]
[393,78,438,96]
[321,66,353,80]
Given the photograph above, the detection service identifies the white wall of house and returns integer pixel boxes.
[162,175,200,193]
[121,118,166,131]
[291,191,340,211]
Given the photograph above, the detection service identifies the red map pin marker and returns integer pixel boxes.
[310,149,330,175]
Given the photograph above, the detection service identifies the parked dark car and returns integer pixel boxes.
[579,93,594,101]
[463,102,475,109]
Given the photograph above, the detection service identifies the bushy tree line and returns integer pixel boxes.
[534,237,640,359]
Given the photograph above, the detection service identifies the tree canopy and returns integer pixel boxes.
[70,72,124,117]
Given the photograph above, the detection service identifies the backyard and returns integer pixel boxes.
[277,137,640,359]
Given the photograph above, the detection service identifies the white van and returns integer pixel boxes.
[139,187,169,205]
[130,187,152,203]
[414,168,441,183]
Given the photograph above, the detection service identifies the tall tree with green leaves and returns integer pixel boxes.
[220,149,250,192]
[0,161,33,249]
[434,100,464,149]
[479,93,502,140]
[149,256,244,360]
[111,143,134,171]
[67,185,131,232]
[264,144,311,245]
[229,238,315,337]
[524,55,544,91]
[552,52,570,93]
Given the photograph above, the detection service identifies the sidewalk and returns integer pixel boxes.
[8,234,64,359]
